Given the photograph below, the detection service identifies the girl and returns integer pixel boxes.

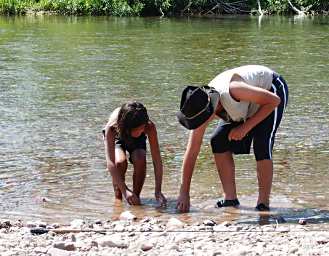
[103,101,167,206]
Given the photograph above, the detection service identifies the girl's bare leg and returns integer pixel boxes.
[130,149,147,198]
[113,148,128,200]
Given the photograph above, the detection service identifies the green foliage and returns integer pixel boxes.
[0,0,328,15]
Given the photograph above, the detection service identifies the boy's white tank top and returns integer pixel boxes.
[208,65,274,122]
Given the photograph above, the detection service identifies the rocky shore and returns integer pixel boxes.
[1,212,329,256]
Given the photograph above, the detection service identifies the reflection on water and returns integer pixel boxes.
[0,15,328,224]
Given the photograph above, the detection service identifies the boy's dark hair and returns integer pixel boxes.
[117,101,149,142]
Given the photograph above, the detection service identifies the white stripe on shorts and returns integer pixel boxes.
[276,77,287,109]
[268,84,278,160]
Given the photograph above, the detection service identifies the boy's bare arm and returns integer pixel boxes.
[229,77,280,140]
[177,118,211,212]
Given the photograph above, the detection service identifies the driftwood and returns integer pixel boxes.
[30,228,107,235]
[287,0,312,16]
[181,0,192,15]
[205,0,250,15]
[257,0,264,16]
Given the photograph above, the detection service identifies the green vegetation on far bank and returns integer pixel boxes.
[0,0,328,16]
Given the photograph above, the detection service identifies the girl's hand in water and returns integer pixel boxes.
[155,191,167,207]
[176,192,190,213]
[124,190,141,205]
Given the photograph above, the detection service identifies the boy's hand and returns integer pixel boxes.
[228,124,248,141]
[176,192,190,213]
[124,190,141,205]
[155,191,167,207]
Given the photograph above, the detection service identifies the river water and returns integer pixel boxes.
[0,15,328,225]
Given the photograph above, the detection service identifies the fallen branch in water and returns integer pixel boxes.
[287,0,308,16]
[205,0,250,15]
[181,0,192,16]
[257,0,264,16]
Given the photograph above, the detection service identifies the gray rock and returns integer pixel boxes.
[48,248,72,256]
[96,236,128,248]
[71,234,76,242]
[53,242,76,251]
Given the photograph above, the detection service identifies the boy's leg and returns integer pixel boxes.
[256,159,273,206]
[253,75,288,208]
[214,152,237,200]
[211,123,241,201]
[130,149,147,197]
[114,147,128,200]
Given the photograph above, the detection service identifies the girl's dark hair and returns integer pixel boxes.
[117,101,149,142]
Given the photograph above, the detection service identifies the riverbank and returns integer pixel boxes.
[1,214,329,256]
[0,0,328,16]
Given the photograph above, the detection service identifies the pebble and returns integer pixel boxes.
[166,218,184,229]
[53,242,76,251]
[203,219,216,226]
[298,218,307,225]
[96,236,128,248]
[119,211,137,221]
[48,248,72,256]
[70,219,85,229]
[141,242,154,251]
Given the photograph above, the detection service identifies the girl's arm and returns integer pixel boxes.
[104,126,128,198]
[176,117,213,213]
[146,121,166,205]
[228,76,280,140]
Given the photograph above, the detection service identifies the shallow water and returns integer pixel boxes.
[0,15,329,225]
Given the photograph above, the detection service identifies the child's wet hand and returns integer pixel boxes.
[176,193,190,213]
[125,190,141,205]
[155,191,167,207]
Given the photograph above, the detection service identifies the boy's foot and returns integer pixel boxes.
[255,203,270,211]
[216,199,240,208]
